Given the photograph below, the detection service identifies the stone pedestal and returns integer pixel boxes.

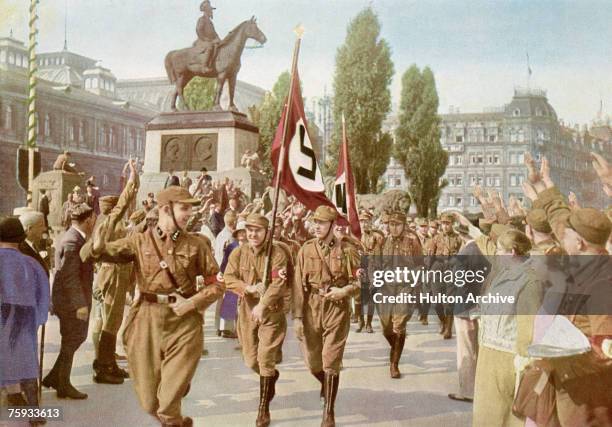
[138,110,265,202]
[31,170,83,230]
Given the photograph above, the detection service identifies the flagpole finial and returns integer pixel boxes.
[293,24,305,39]
[341,112,346,125]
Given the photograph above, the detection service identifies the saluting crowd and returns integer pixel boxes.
[1,151,611,427]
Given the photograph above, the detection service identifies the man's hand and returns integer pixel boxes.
[76,306,89,321]
[128,157,137,182]
[521,181,538,202]
[454,212,471,227]
[251,303,265,322]
[592,152,612,187]
[244,284,259,295]
[278,268,287,280]
[568,192,580,210]
[324,287,349,301]
[293,318,304,341]
[169,293,196,316]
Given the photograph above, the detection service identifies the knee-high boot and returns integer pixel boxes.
[256,375,274,427]
[321,372,339,427]
[390,333,406,379]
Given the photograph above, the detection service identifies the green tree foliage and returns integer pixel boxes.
[183,77,217,111]
[394,65,448,217]
[329,7,394,193]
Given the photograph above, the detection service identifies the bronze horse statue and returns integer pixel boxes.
[164,17,267,112]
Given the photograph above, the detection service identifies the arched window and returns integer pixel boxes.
[513,108,521,117]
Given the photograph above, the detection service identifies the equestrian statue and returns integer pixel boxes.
[164,0,267,112]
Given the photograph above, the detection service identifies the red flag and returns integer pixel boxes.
[271,70,338,216]
[332,115,361,238]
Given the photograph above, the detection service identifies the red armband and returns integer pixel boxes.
[271,269,280,279]
[204,274,217,285]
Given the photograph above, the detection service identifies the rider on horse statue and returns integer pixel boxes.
[194,0,221,75]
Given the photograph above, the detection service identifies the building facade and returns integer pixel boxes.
[0,36,157,215]
[438,88,611,212]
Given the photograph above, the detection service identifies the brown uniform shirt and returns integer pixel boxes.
[293,238,360,319]
[224,242,288,310]
[84,228,221,311]
[382,232,423,257]
[427,231,463,256]
[361,230,384,255]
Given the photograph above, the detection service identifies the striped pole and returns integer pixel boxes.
[26,0,40,207]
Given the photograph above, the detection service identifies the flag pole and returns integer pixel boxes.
[262,25,304,289]
[341,113,350,218]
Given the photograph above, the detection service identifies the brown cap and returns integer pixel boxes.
[99,195,119,212]
[156,186,200,207]
[245,213,269,229]
[490,223,511,241]
[416,218,428,227]
[0,216,26,243]
[478,218,493,234]
[526,209,551,233]
[312,206,338,222]
[359,210,372,221]
[388,211,406,224]
[429,220,439,228]
[381,212,390,223]
[129,209,146,223]
[439,213,454,224]
[567,207,611,245]
[70,203,94,221]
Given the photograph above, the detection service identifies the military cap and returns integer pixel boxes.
[99,195,119,212]
[526,209,552,234]
[387,211,406,224]
[245,213,269,229]
[156,186,200,207]
[416,218,428,227]
[498,229,532,255]
[567,207,611,245]
[0,216,26,243]
[359,210,373,221]
[439,213,455,224]
[129,209,146,224]
[312,206,338,222]
[380,212,390,223]
[232,220,247,237]
[429,220,439,228]
[70,203,94,221]
[145,207,159,220]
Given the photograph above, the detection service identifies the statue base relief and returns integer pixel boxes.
[139,110,265,201]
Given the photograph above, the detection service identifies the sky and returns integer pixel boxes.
[2,0,611,125]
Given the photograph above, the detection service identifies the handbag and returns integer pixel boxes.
[512,363,560,427]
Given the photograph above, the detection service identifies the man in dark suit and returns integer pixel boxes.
[18,211,50,420]
[42,204,96,399]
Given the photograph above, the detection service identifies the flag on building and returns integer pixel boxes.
[332,114,361,238]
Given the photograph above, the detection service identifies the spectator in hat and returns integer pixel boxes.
[42,204,96,399]
[0,216,49,413]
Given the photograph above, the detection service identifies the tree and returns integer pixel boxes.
[394,65,448,217]
[329,7,394,194]
[183,77,217,110]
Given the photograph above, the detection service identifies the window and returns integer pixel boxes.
[109,127,114,151]
[489,134,496,142]
[395,178,401,187]
[456,135,463,143]
[470,196,477,206]
[513,108,521,117]
[518,129,525,142]
[79,121,85,143]
[456,197,463,207]
[535,107,543,117]
[68,120,74,141]
[3,105,13,130]
[488,154,500,164]
[44,114,50,137]
[470,153,483,165]
[456,175,463,186]
[98,126,105,148]
[0,50,5,63]
[92,79,99,89]
[136,132,143,153]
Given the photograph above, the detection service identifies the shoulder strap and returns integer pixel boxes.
[147,229,180,291]
[313,240,333,282]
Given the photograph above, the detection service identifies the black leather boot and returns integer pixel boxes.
[356,315,365,332]
[94,332,124,384]
[57,352,88,399]
[443,314,454,339]
[269,369,279,401]
[321,372,339,427]
[256,375,274,427]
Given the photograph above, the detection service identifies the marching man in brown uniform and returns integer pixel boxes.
[83,186,222,427]
[293,206,360,427]
[378,211,423,378]
[224,213,289,427]
[426,213,462,339]
[358,210,384,333]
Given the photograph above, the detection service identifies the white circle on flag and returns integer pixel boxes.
[288,118,325,192]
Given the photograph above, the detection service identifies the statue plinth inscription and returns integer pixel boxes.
[161,133,218,172]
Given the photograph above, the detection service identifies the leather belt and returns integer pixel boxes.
[141,291,195,304]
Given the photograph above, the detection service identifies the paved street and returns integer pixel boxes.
[24,311,472,427]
